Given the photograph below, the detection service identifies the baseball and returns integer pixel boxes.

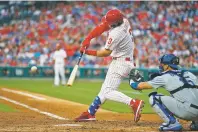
[31,66,37,72]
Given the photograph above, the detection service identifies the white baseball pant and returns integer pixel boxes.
[54,64,66,86]
[98,58,135,105]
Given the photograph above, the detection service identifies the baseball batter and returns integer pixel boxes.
[75,9,144,122]
[129,54,198,131]
[53,43,67,86]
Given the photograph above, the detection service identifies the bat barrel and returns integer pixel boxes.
[67,47,85,86]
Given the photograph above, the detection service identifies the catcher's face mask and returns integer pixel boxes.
[158,54,180,72]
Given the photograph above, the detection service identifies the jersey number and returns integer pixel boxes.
[108,38,112,44]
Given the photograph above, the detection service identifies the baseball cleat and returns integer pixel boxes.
[190,121,198,131]
[130,99,144,123]
[75,111,96,122]
[159,121,182,131]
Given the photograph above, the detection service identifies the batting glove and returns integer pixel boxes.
[82,38,91,48]
[80,46,87,54]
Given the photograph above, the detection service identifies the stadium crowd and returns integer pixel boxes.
[0,1,197,68]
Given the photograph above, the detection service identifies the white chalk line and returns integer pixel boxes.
[1,88,83,127]
[54,124,82,127]
[0,96,68,120]
[2,88,46,101]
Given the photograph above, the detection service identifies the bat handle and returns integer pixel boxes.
[77,46,86,65]
[83,46,87,54]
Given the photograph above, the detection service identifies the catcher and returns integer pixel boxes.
[129,54,198,131]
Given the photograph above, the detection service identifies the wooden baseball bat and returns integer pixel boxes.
[67,50,85,86]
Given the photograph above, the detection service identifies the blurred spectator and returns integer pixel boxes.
[0,1,197,69]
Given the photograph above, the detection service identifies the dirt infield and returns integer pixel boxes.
[0,88,191,132]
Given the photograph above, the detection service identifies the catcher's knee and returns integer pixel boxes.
[149,92,164,107]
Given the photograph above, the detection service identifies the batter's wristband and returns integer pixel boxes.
[85,50,97,56]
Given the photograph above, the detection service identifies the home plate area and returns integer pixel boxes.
[0,88,190,132]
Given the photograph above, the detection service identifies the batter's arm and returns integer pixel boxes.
[96,48,112,57]
[87,22,110,40]
[82,22,110,48]
[82,48,112,57]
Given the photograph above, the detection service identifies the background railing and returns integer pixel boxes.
[0,66,198,81]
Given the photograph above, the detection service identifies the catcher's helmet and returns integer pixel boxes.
[105,9,123,26]
[159,54,180,69]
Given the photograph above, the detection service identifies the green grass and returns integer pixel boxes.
[0,78,169,113]
[0,103,17,112]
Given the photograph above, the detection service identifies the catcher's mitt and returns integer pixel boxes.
[129,69,144,83]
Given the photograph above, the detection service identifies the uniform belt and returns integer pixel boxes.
[190,104,198,110]
[112,57,131,61]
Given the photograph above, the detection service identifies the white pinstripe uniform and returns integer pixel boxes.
[98,18,135,105]
[53,49,67,86]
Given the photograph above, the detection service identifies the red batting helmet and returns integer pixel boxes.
[105,9,123,26]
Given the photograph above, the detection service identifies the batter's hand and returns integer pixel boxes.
[82,38,90,48]
[80,46,87,54]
